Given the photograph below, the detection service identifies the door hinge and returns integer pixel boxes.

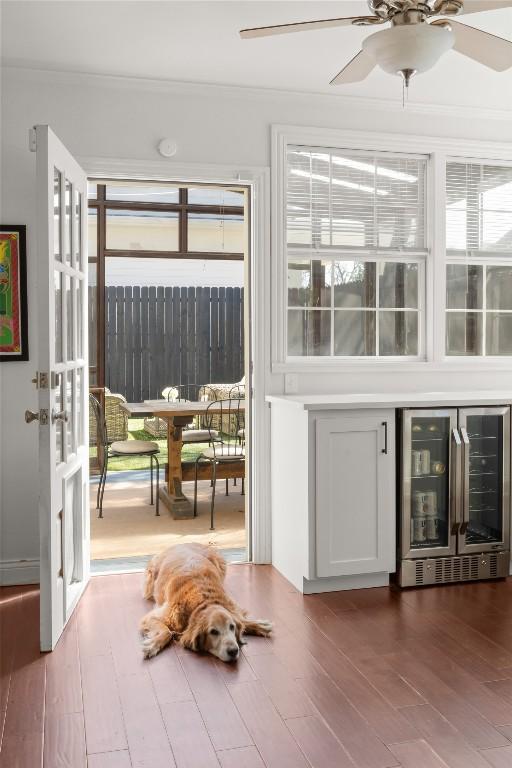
[29,128,37,153]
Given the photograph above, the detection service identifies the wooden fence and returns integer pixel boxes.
[99,286,244,402]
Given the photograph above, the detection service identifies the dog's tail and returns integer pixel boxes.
[143,557,157,601]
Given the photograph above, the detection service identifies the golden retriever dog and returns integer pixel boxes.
[140,543,272,661]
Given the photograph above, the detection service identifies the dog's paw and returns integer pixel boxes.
[141,635,161,659]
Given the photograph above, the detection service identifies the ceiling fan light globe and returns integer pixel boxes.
[362,23,455,75]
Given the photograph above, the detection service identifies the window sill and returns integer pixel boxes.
[272,358,512,374]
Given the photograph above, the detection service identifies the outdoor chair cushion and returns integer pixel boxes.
[110,439,159,455]
[202,445,245,460]
[182,429,219,443]
[237,428,245,439]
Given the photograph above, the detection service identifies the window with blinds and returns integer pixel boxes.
[446,161,512,356]
[446,161,512,256]
[285,146,428,358]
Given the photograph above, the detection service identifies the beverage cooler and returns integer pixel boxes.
[398,407,511,587]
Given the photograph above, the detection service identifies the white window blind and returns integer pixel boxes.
[287,147,428,254]
[446,161,512,256]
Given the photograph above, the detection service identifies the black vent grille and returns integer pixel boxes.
[490,554,498,578]
[415,561,423,585]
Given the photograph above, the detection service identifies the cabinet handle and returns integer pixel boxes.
[382,422,388,454]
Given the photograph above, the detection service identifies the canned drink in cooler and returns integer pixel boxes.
[413,491,428,516]
[420,449,431,475]
[412,516,427,544]
[423,490,437,517]
[411,450,423,476]
[426,516,440,540]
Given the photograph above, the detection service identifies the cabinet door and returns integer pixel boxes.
[315,412,395,578]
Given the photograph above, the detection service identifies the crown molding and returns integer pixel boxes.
[3,63,512,124]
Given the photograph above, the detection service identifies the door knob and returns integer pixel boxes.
[52,410,68,423]
[25,409,39,423]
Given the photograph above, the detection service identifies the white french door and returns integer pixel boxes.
[33,125,89,651]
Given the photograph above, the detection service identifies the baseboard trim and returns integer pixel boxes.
[0,558,40,586]
[302,572,389,594]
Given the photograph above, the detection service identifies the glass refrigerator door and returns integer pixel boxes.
[459,407,510,554]
[402,410,458,559]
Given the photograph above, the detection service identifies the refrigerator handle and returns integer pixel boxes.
[460,426,470,535]
[450,427,462,534]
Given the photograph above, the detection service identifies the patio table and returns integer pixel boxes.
[120,400,245,518]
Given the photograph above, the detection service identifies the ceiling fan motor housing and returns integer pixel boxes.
[362,21,455,75]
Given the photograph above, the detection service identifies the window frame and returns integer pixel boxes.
[272,125,512,373]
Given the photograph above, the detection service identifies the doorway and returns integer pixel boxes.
[87,179,250,572]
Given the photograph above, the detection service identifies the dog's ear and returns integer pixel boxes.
[180,613,207,652]
[234,617,247,646]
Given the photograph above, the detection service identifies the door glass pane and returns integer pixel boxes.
[446,312,483,356]
[106,209,179,251]
[55,376,64,465]
[487,313,512,355]
[66,370,74,455]
[334,310,375,356]
[379,311,418,356]
[76,279,83,359]
[65,275,73,361]
[288,310,330,356]
[466,414,503,545]
[64,179,72,266]
[409,416,451,550]
[54,169,62,261]
[55,271,63,363]
[76,367,83,447]
[74,189,82,269]
[288,260,331,307]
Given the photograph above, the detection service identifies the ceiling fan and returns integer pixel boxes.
[239,1,512,90]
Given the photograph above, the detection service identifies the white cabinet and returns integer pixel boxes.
[315,413,395,579]
[269,400,396,594]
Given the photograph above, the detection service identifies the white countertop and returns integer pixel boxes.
[266,391,512,410]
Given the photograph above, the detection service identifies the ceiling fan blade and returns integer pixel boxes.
[446,19,512,70]
[458,1,512,14]
[330,50,377,85]
[239,16,382,40]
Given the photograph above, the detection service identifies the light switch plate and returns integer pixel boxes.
[284,373,299,394]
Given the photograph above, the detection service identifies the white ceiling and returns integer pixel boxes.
[2,0,512,110]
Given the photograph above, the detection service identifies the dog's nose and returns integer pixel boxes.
[227,647,239,659]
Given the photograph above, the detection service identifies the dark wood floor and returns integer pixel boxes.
[3,568,512,768]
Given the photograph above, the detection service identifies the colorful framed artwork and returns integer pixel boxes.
[0,225,28,361]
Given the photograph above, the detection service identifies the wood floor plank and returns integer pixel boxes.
[480,746,512,767]
[247,653,314,719]
[228,681,310,768]
[116,672,176,768]
[0,731,44,768]
[286,714,357,768]
[179,652,252,751]
[216,746,266,768]
[87,751,132,768]
[80,653,127,754]
[147,647,193,706]
[401,704,495,768]
[161,700,221,768]
[43,711,87,768]
[357,656,426,709]
[45,616,83,716]
[297,674,399,768]
[0,588,22,748]
[385,652,510,749]
[388,738,451,768]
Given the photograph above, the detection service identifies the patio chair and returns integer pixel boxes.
[169,384,220,445]
[89,393,161,518]
[143,386,178,437]
[89,388,129,444]
[193,397,245,530]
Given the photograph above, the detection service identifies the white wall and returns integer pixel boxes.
[2,65,512,580]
